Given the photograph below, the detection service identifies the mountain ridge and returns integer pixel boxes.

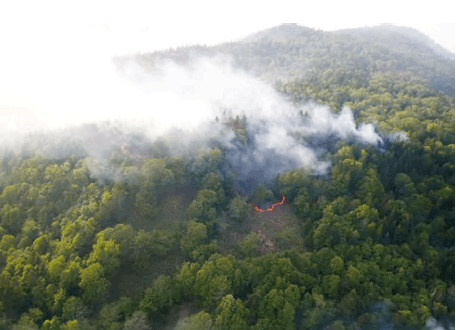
[115,23,454,96]
[335,23,454,60]
[241,23,324,43]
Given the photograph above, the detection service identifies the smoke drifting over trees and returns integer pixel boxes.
[0,24,453,330]
[2,55,383,188]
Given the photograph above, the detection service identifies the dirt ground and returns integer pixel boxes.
[219,201,303,255]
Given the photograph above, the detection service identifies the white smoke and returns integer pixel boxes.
[1,53,383,181]
[300,105,382,144]
[426,317,449,330]
[389,131,409,142]
[115,56,382,177]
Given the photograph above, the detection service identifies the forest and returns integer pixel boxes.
[0,24,454,329]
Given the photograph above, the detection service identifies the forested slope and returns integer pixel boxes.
[118,23,454,95]
[0,24,454,329]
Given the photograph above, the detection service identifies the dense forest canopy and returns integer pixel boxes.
[0,24,454,330]
[117,23,454,96]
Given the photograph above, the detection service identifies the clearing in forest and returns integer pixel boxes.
[220,202,304,255]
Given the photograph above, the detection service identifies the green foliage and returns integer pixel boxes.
[62,297,87,322]
[79,263,109,303]
[59,217,97,258]
[189,241,219,262]
[99,224,136,258]
[358,167,385,207]
[131,229,177,271]
[189,148,224,182]
[139,275,180,315]
[187,189,219,224]
[275,227,304,250]
[252,185,274,203]
[256,287,299,330]
[61,320,80,330]
[174,311,213,330]
[141,159,175,188]
[278,169,310,200]
[87,233,121,274]
[0,234,15,251]
[215,294,249,330]
[48,256,66,281]
[134,187,158,220]
[239,232,263,257]
[97,297,134,330]
[194,254,236,306]
[176,261,200,298]
[180,220,208,254]
[42,317,62,330]
[330,256,344,275]
[201,172,225,204]
[0,24,454,330]
[132,158,177,219]
[228,196,250,222]
[322,275,341,298]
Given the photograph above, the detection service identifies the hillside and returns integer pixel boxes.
[117,23,454,95]
[337,24,454,61]
[0,24,454,330]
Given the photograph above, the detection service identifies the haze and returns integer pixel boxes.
[0,1,454,137]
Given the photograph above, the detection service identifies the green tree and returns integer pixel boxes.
[228,196,250,222]
[0,234,16,251]
[201,172,225,204]
[62,297,88,322]
[140,275,181,315]
[330,256,344,275]
[180,220,207,254]
[322,275,341,298]
[131,229,176,271]
[215,294,249,330]
[358,167,385,207]
[174,311,213,330]
[345,265,363,288]
[97,297,134,330]
[189,148,224,182]
[239,232,263,257]
[275,227,304,250]
[100,224,136,258]
[87,233,121,274]
[252,185,274,203]
[257,288,297,330]
[79,263,109,303]
[41,317,62,330]
[62,320,80,330]
[48,256,66,282]
[194,255,236,306]
[176,262,200,298]
[187,190,219,224]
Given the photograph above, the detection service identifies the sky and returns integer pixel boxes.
[0,0,454,135]
[1,1,454,54]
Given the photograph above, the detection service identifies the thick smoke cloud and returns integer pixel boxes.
[1,54,383,186]
[117,56,382,183]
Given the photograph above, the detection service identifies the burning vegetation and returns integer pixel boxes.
[253,195,287,212]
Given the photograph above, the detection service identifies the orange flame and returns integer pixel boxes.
[254,196,286,212]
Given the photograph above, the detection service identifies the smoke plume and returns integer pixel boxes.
[1,54,383,186]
